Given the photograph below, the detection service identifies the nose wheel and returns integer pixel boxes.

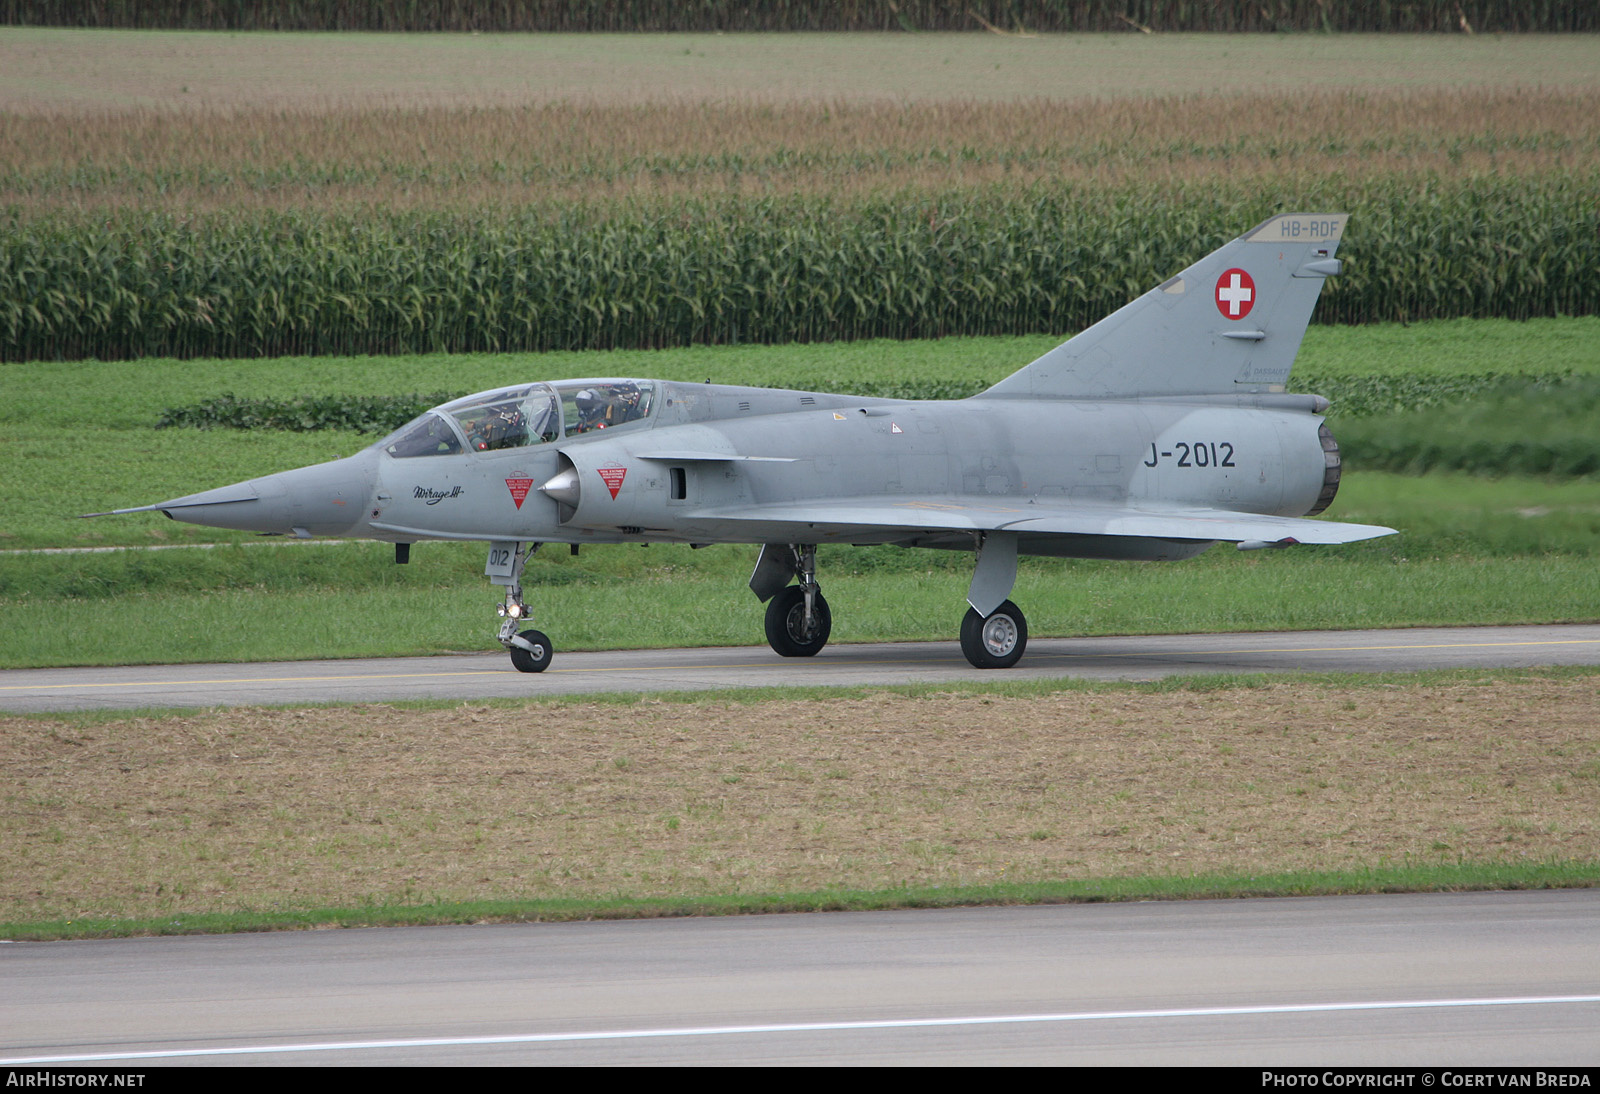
[490,541,554,673]
[507,629,553,673]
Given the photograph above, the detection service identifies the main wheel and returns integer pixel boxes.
[508,629,553,673]
[764,585,832,657]
[960,600,1027,669]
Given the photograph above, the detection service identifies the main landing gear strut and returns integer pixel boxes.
[763,544,832,657]
[959,531,1027,669]
[491,540,553,673]
[750,543,832,658]
[749,537,1029,669]
[959,598,1027,669]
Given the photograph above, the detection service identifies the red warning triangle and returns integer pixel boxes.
[505,477,533,510]
[597,466,627,499]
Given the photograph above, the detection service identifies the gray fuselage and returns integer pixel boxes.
[294,380,1337,563]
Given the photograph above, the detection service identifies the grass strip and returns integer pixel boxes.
[5,861,1594,942]
[4,548,1597,669]
[21,663,1600,726]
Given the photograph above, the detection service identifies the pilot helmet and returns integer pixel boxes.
[575,387,609,428]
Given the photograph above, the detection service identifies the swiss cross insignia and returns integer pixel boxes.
[1215,268,1256,320]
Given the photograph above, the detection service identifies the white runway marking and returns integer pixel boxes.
[6,994,1598,1064]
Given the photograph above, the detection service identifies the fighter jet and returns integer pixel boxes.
[94,213,1394,671]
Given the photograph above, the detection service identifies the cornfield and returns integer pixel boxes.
[4,176,1596,361]
[5,79,1596,364]
[4,0,1595,32]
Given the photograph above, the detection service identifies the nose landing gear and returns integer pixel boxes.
[490,541,553,673]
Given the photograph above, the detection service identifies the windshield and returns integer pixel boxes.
[379,412,462,459]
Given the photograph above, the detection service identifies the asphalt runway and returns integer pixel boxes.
[2,892,1596,1066]
[3,623,1598,713]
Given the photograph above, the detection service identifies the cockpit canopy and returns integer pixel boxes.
[378,380,656,459]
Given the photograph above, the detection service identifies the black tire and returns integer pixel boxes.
[764,585,832,657]
[959,600,1027,669]
[508,629,553,673]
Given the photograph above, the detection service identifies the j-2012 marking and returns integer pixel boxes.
[1143,442,1236,468]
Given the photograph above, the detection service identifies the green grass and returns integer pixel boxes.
[4,859,1593,942]
[1329,472,1600,555]
[1336,377,1600,476]
[6,317,1595,428]
[1301,315,1600,379]
[2,542,1596,669]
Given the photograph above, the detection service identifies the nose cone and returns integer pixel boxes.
[153,451,379,537]
[539,466,581,507]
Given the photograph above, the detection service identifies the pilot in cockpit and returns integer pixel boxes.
[574,388,612,432]
[472,405,527,451]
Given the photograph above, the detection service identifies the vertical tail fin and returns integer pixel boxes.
[979,213,1347,400]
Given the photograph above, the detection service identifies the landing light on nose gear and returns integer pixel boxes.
[489,540,552,673]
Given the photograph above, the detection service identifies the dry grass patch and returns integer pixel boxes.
[3,677,1597,922]
[5,89,1596,213]
[6,31,1599,115]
